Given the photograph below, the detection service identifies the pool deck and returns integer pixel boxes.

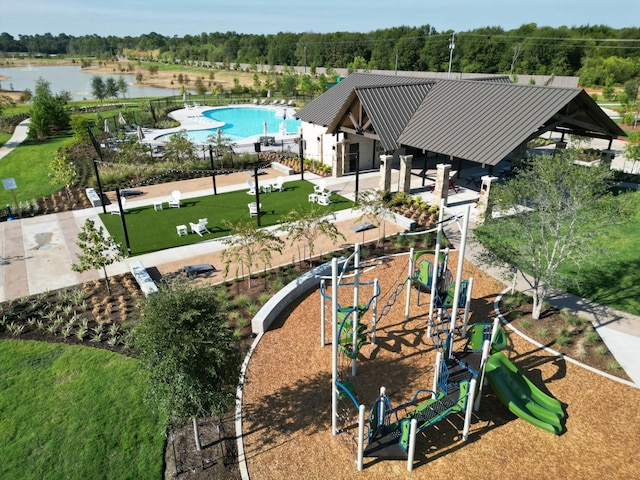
[142,104,300,152]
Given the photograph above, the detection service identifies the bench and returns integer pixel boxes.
[85,187,102,207]
[271,161,294,175]
[183,264,216,276]
[129,260,159,296]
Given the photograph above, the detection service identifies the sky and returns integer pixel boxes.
[2,0,639,38]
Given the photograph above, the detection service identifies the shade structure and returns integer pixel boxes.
[104,119,111,133]
[137,125,145,141]
[263,120,268,136]
[118,112,126,125]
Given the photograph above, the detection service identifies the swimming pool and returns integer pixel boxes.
[168,106,301,144]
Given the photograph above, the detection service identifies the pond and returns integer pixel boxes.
[0,64,173,100]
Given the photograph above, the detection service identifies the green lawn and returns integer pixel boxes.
[0,134,72,204]
[99,180,354,255]
[557,191,640,315]
[0,340,165,480]
[0,132,11,147]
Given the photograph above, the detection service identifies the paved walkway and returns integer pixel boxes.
[0,118,638,386]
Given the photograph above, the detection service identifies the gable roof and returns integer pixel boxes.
[295,73,437,127]
[398,80,625,166]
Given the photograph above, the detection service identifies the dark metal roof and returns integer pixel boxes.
[295,73,435,127]
[398,80,625,166]
[354,83,435,151]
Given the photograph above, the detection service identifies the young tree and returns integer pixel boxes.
[283,205,345,267]
[356,188,391,247]
[134,281,242,451]
[71,219,124,295]
[220,218,284,289]
[116,76,128,98]
[163,130,198,163]
[206,128,235,164]
[29,77,70,139]
[90,75,107,103]
[48,150,78,202]
[475,151,635,320]
[624,132,640,160]
[104,77,119,99]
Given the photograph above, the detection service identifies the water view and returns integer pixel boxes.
[0,65,173,100]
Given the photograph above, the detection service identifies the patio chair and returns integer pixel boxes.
[168,190,182,208]
[271,176,285,192]
[248,202,261,217]
[247,179,256,195]
[189,218,210,236]
[317,191,331,206]
[314,179,329,195]
[109,197,127,215]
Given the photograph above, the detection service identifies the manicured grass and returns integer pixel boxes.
[0,134,72,204]
[557,191,640,315]
[99,180,354,255]
[0,340,165,480]
[0,132,11,147]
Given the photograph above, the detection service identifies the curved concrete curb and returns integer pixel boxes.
[237,259,342,480]
[251,260,341,335]
[493,287,638,389]
[236,331,262,480]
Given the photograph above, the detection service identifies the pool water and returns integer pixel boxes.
[181,107,301,144]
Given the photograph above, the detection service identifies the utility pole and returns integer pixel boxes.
[303,43,307,74]
[394,49,398,75]
[447,32,456,79]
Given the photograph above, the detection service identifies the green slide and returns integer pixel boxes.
[485,352,566,435]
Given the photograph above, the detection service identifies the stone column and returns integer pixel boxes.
[332,141,346,178]
[433,163,452,205]
[399,155,413,194]
[475,175,498,225]
[379,154,393,191]
[317,135,324,171]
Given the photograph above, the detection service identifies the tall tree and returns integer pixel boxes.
[475,151,635,319]
[71,219,124,295]
[90,75,107,103]
[134,281,242,451]
[28,77,69,139]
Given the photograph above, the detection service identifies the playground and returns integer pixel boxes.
[241,251,640,479]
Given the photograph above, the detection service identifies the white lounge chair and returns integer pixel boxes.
[168,190,181,208]
[271,176,285,192]
[314,180,328,195]
[246,179,256,195]
[109,197,127,215]
[248,202,261,217]
[287,99,294,107]
[190,218,210,236]
[317,191,331,206]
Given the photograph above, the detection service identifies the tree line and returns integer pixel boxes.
[2,24,640,86]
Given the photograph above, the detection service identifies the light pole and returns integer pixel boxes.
[447,32,456,79]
